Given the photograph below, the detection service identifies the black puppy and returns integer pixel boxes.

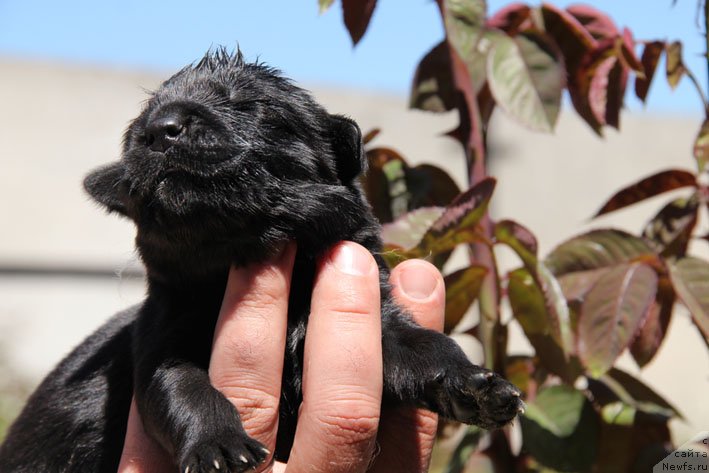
[0,49,523,473]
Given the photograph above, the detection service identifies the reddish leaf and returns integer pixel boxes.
[546,230,656,277]
[362,128,380,145]
[593,169,696,217]
[668,257,709,343]
[406,164,461,210]
[578,263,658,378]
[425,178,495,242]
[630,280,674,368]
[567,40,619,134]
[619,28,643,75]
[557,267,608,302]
[444,265,488,333]
[693,119,709,172]
[342,0,377,46]
[635,41,665,102]
[389,179,494,260]
[588,53,618,127]
[642,195,699,258]
[541,3,596,75]
[665,41,686,89]
[363,147,461,224]
[363,147,408,223]
[410,41,457,113]
[487,3,532,34]
[566,4,618,40]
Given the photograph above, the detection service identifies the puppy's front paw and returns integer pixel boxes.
[180,432,269,473]
[432,366,524,430]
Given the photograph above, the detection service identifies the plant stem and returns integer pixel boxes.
[436,0,502,371]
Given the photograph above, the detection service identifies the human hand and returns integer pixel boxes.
[117,241,445,473]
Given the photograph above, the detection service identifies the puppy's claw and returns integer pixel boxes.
[512,390,521,397]
[238,454,248,464]
[518,406,526,415]
[185,467,190,473]
[260,447,270,456]
[213,459,220,470]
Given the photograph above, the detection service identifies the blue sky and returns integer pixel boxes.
[0,1,706,115]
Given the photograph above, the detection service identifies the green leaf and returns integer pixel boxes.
[600,367,683,419]
[444,265,488,333]
[668,257,709,343]
[443,0,496,94]
[525,385,585,437]
[381,207,445,251]
[443,426,483,473]
[601,402,636,426]
[578,263,658,378]
[545,229,656,277]
[520,385,599,471]
[508,268,577,380]
[487,32,563,133]
[342,0,377,46]
[410,41,457,113]
[692,119,709,172]
[508,268,549,335]
[494,219,538,268]
[665,41,686,89]
[593,169,696,217]
[635,40,665,103]
[497,221,574,358]
[642,195,699,258]
[318,0,335,14]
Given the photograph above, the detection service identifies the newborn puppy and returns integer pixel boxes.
[0,49,522,473]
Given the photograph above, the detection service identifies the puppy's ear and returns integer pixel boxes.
[83,161,129,216]
[329,114,367,183]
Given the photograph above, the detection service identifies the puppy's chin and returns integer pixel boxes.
[153,173,210,216]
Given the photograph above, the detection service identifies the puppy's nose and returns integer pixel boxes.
[145,114,186,152]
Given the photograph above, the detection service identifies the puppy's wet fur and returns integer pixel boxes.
[0,49,523,473]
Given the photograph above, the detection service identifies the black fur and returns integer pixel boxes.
[0,49,523,473]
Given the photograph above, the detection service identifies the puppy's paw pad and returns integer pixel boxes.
[448,368,524,429]
[181,435,268,473]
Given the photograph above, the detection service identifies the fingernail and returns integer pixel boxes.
[330,242,373,276]
[399,265,438,300]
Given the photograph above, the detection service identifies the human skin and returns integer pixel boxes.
[117,241,445,473]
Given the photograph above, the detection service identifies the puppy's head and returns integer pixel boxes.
[84,49,366,263]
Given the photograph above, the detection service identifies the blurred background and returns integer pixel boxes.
[0,0,707,448]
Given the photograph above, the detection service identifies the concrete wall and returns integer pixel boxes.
[0,57,706,445]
